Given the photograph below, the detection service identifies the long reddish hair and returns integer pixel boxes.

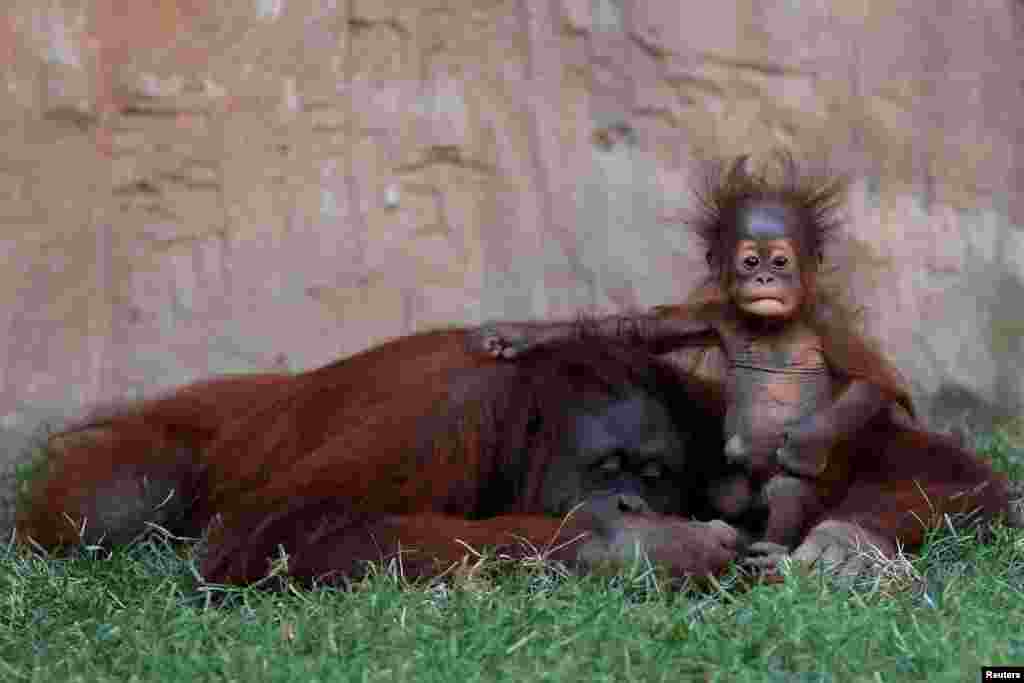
[679,152,915,417]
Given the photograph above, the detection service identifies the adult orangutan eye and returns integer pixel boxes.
[640,462,663,480]
[742,255,759,269]
[598,455,621,474]
[771,255,789,268]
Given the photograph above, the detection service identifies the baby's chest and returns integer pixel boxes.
[726,335,833,420]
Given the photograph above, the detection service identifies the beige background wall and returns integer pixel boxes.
[1,0,1022,532]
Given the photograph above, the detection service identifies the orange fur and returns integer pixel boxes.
[18,333,740,585]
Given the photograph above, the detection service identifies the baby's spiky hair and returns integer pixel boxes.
[691,151,849,268]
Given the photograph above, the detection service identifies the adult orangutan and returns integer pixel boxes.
[18,334,757,585]
[475,153,1018,572]
[18,372,296,546]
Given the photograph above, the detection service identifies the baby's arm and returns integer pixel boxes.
[777,379,886,477]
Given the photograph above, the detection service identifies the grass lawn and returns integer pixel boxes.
[2,425,1022,683]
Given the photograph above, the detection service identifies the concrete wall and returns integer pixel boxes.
[1,0,1022,532]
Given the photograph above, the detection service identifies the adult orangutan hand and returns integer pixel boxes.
[576,504,740,578]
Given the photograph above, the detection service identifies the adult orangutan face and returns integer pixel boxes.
[539,395,689,518]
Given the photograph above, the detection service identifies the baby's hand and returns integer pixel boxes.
[724,433,777,473]
[469,323,535,360]
[777,415,833,478]
[724,433,751,465]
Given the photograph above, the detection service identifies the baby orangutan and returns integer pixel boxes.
[689,199,845,547]
[473,154,916,557]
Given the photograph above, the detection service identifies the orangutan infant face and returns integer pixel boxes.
[729,203,804,320]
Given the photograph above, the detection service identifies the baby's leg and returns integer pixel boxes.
[705,470,770,540]
[761,475,825,548]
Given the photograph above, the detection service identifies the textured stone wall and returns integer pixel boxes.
[1,0,1022,531]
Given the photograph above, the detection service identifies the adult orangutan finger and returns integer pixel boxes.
[791,538,826,566]
[740,541,789,570]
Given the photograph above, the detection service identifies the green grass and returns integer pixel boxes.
[2,423,1022,683]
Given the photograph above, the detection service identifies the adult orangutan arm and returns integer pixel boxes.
[201,506,740,585]
[471,309,717,360]
[777,379,887,477]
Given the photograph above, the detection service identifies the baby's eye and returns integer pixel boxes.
[771,255,789,268]
[742,255,759,269]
